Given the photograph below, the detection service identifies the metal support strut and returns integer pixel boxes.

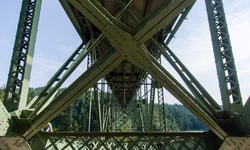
[205,0,243,112]
[4,0,42,112]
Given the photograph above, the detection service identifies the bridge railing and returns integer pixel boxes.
[30,131,218,150]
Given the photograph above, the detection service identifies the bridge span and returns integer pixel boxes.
[1,0,250,149]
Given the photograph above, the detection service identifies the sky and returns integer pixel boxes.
[0,1,249,105]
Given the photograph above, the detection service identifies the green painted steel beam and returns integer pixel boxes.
[87,10,226,141]
[149,49,166,131]
[0,101,11,136]
[131,0,172,35]
[35,131,220,149]
[84,87,91,131]
[142,76,149,131]
[21,1,195,138]
[67,0,132,34]
[157,87,167,131]
[27,42,85,109]
[143,52,228,140]
[23,51,124,140]
[134,0,195,44]
[89,0,132,34]
[4,0,248,149]
[67,0,107,30]
[27,35,104,118]
[164,2,195,45]
[93,85,101,131]
[65,0,227,140]
[149,79,156,131]
[117,36,228,139]
[152,39,221,117]
[60,0,89,41]
[205,0,243,112]
[27,42,90,117]
[5,0,233,146]
[4,0,42,112]
[236,97,250,135]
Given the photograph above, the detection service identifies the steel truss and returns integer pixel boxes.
[31,132,219,150]
[4,0,42,112]
[83,76,163,133]
[1,0,250,150]
[205,0,243,112]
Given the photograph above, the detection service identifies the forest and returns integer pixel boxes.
[0,86,207,132]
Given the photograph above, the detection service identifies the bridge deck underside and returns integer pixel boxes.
[2,0,250,149]
[60,0,179,107]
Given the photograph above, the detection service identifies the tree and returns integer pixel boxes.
[0,85,5,102]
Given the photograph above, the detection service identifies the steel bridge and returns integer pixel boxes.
[1,0,250,149]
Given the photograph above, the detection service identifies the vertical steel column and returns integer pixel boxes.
[100,78,106,131]
[85,89,92,132]
[93,84,101,131]
[138,99,145,132]
[205,0,243,112]
[157,85,166,131]
[83,54,92,131]
[102,85,112,132]
[138,73,149,132]
[155,51,166,132]
[149,78,156,131]
[92,46,101,131]
[143,77,149,131]
[138,83,147,132]
[111,88,116,131]
[4,0,42,112]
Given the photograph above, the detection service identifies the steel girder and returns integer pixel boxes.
[152,40,221,118]
[0,101,12,136]
[68,1,227,139]
[204,2,250,148]
[164,2,195,45]
[62,0,228,140]
[205,0,243,112]
[149,78,156,131]
[3,0,249,149]
[21,0,197,139]
[18,0,229,142]
[27,42,85,110]
[84,88,91,131]
[145,50,228,140]
[23,50,125,139]
[4,0,42,112]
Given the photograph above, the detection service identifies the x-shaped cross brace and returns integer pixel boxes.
[23,0,228,142]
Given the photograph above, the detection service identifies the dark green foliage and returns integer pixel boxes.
[151,104,207,131]
[0,85,5,102]
[51,93,86,132]
[164,104,207,131]
[27,87,44,103]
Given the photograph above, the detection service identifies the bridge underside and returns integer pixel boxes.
[1,0,250,150]
[61,0,187,108]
